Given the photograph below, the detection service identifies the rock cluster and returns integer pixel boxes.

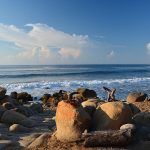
[0,86,150,149]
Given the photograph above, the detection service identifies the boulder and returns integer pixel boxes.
[10,91,17,99]
[1,110,35,127]
[81,99,99,116]
[127,92,148,103]
[140,141,150,150]
[13,105,34,117]
[120,123,136,131]
[128,103,140,115]
[131,101,150,112]
[0,87,6,100]
[9,124,31,133]
[56,100,91,142]
[77,88,97,99]
[17,92,33,103]
[20,118,36,128]
[30,103,43,113]
[0,106,6,119]
[0,95,18,105]
[40,93,51,104]
[132,112,150,127]
[46,96,60,107]
[0,140,20,150]
[2,102,14,110]
[92,101,133,130]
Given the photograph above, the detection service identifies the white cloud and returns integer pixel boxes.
[0,23,89,64]
[147,43,150,55]
[107,50,115,58]
[59,48,80,58]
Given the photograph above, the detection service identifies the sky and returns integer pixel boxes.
[0,0,150,65]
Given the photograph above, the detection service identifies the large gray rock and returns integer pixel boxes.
[30,103,43,113]
[132,112,150,127]
[1,110,35,128]
[0,87,6,100]
[0,140,20,150]
[0,106,6,119]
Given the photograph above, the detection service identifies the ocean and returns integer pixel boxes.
[0,64,150,100]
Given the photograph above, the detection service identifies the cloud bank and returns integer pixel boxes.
[0,23,89,64]
[147,43,150,55]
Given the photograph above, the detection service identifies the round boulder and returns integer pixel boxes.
[92,101,133,130]
[127,92,148,103]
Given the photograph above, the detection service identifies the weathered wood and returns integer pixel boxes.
[103,86,116,101]
[82,129,133,147]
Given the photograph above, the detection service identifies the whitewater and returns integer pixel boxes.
[0,64,150,100]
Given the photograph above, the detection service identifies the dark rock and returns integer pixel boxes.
[30,103,43,113]
[13,105,34,117]
[132,112,150,127]
[17,92,33,104]
[2,102,14,110]
[77,88,97,99]
[0,106,6,119]
[0,95,18,105]
[40,93,51,103]
[0,87,6,100]
[10,91,17,99]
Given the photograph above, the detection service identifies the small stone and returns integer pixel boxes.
[9,124,31,133]
[120,123,136,131]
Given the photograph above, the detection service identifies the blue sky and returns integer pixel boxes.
[0,0,150,64]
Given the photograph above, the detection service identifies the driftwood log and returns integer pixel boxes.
[103,86,116,101]
[82,129,133,147]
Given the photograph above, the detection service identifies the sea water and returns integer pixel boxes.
[0,64,150,100]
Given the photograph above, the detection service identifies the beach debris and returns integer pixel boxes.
[55,100,91,142]
[82,129,133,147]
[127,92,148,103]
[103,86,116,101]
[92,101,133,130]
